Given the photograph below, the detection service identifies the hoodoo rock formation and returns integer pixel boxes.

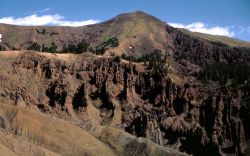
[0,49,249,156]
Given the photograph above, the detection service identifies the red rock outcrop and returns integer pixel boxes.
[0,51,249,156]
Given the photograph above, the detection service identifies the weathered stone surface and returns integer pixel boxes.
[0,51,249,155]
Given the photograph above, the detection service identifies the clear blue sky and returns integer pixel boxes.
[0,0,250,41]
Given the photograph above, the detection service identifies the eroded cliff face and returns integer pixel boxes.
[0,51,249,156]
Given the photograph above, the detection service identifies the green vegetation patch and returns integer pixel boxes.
[199,63,250,86]
[42,42,57,53]
[122,49,167,71]
[63,40,90,54]
[94,37,119,55]
[27,42,41,51]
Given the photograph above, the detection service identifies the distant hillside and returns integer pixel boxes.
[180,28,250,48]
[0,22,111,51]
[1,11,250,56]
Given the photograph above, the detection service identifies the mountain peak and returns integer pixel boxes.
[99,11,168,56]
[129,11,151,16]
[116,11,151,16]
[113,11,163,24]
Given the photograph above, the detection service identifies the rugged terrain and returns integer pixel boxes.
[0,11,250,156]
